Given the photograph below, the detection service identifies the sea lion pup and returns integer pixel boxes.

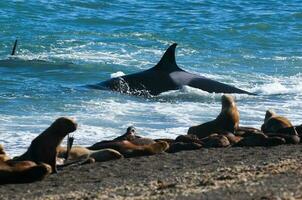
[14,117,77,173]
[188,94,239,139]
[57,146,122,162]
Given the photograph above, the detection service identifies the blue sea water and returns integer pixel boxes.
[0,0,302,156]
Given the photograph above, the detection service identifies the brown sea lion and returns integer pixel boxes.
[265,133,300,144]
[234,126,262,136]
[261,110,293,133]
[88,140,169,158]
[0,145,51,184]
[278,126,302,143]
[233,133,286,147]
[221,132,242,145]
[14,117,77,173]
[113,126,138,141]
[175,134,203,145]
[162,134,203,153]
[115,126,155,145]
[260,110,299,144]
[188,94,239,139]
[201,134,230,148]
[154,138,175,145]
[0,160,51,184]
[118,141,169,158]
[57,146,123,162]
[94,126,155,147]
[166,142,202,153]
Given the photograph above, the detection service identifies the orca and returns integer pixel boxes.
[88,43,255,96]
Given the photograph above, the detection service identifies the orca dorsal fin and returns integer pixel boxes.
[11,39,18,56]
[154,43,181,71]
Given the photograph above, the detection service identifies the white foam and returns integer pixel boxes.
[252,74,302,95]
[110,71,125,78]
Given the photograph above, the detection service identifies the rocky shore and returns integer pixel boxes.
[0,144,301,200]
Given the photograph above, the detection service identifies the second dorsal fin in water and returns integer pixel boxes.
[11,39,18,56]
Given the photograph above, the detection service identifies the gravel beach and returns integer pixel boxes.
[0,144,301,200]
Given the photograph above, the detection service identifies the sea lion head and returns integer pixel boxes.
[0,144,5,155]
[264,110,275,122]
[52,117,77,135]
[126,126,136,136]
[221,94,235,109]
[0,144,9,161]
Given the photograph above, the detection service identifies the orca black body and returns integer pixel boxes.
[88,43,254,96]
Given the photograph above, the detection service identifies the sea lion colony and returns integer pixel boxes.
[1,94,301,184]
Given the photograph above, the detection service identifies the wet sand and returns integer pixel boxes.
[0,144,301,200]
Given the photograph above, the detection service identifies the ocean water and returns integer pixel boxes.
[0,0,302,156]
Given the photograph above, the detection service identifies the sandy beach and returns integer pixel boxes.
[0,144,301,200]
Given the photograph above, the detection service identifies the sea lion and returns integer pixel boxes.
[14,117,77,173]
[0,145,51,184]
[234,126,262,136]
[162,134,203,153]
[0,160,51,184]
[113,126,138,141]
[166,142,202,153]
[265,133,300,144]
[260,110,299,144]
[93,126,155,147]
[154,138,175,145]
[261,110,293,133]
[88,140,169,158]
[175,134,203,145]
[278,126,302,143]
[188,94,239,139]
[201,134,230,148]
[88,126,168,157]
[115,126,155,145]
[233,133,286,147]
[221,132,242,145]
[57,146,123,162]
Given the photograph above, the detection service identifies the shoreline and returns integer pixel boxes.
[0,144,301,199]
